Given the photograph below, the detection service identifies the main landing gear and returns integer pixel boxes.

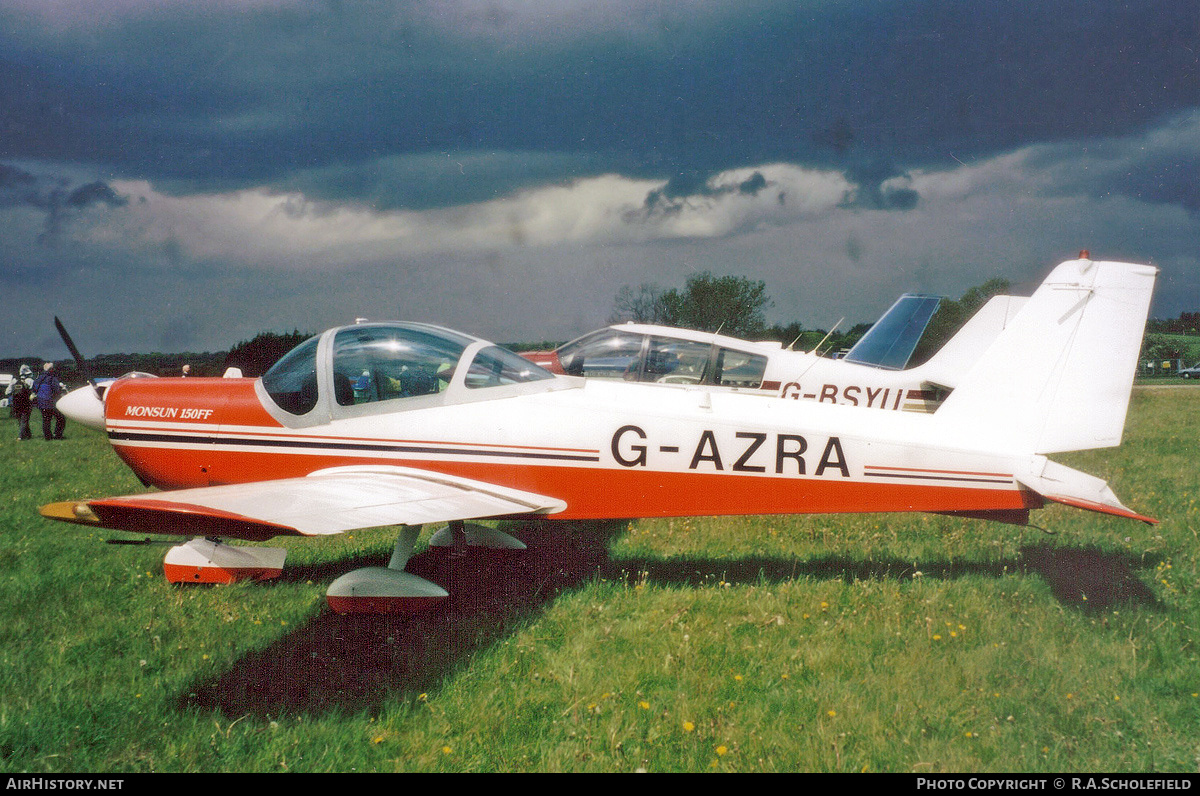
[327,520,525,613]
[159,521,525,613]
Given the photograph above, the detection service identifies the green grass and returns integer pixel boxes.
[1,388,1198,772]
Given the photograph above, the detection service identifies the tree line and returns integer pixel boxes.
[1,330,315,386]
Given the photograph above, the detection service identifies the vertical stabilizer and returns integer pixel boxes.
[935,257,1157,454]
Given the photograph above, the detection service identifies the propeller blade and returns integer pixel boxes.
[54,316,88,373]
[54,316,102,398]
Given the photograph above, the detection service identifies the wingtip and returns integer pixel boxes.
[39,501,100,525]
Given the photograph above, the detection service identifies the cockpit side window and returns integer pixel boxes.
[714,347,767,388]
[262,334,321,415]
[556,329,645,379]
[465,346,555,389]
[332,326,468,406]
[643,336,712,384]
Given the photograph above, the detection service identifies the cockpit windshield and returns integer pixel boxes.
[465,346,555,389]
[262,334,321,415]
[332,325,472,406]
[262,323,559,419]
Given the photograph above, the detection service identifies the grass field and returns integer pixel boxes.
[1,388,1197,773]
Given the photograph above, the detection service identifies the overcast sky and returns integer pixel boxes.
[2,0,1198,358]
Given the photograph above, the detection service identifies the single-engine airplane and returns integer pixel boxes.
[40,256,1157,613]
[523,290,1029,414]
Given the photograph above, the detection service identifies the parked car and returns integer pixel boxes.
[1178,363,1200,378]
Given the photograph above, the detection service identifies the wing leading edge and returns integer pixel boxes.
[39,465,568,541]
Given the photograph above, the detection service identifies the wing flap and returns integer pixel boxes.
[40,465,567,541]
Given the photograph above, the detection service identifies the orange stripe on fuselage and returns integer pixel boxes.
[110,442,1038,521]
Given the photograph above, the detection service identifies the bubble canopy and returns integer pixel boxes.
[260,322,557,422]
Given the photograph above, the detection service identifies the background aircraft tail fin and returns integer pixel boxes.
[915,294,1028,390]
[934,257,1157,454]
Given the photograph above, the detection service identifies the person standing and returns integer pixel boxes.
[32,362,66,440]
[9,364,34,440]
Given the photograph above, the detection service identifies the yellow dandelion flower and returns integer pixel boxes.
[639,701,650,710]
[734,675,743,682]
[716,745,728,756]
[827,710,836,718]
[372,736,385,744]
[933,634,942,640]
[442,746,452,755]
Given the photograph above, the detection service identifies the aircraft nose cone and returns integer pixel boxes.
[57,385,106,430]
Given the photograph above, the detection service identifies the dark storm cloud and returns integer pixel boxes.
[0,0,1197,358]
[0,162,129,244]
[640,169,772,216]
[2,0,1196,209]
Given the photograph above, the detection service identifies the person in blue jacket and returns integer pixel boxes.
[31,362,66,440]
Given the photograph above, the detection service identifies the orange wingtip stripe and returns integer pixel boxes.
[39,501,101,524]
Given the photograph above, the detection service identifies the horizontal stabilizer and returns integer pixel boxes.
[1016,459,1157,525]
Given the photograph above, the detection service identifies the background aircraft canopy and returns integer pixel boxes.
[842,294,942,370]
[553,326,769,387]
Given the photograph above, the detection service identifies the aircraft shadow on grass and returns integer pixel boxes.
[180,520,1160,719]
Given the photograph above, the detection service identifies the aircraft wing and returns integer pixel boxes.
[39,465,567,541]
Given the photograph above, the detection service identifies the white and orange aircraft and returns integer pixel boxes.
[41,256,1157,613]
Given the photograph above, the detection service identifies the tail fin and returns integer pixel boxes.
[935,257,1157,454]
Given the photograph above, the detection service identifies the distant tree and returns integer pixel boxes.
[909,277,1011,366]
[651,272,774,339]
[1141,333,1186,363]
[224,330,314,377]
[609,283,671,324]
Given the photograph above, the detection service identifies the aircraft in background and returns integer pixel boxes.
[40,256,1157,613]
[523,291,1029,414]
